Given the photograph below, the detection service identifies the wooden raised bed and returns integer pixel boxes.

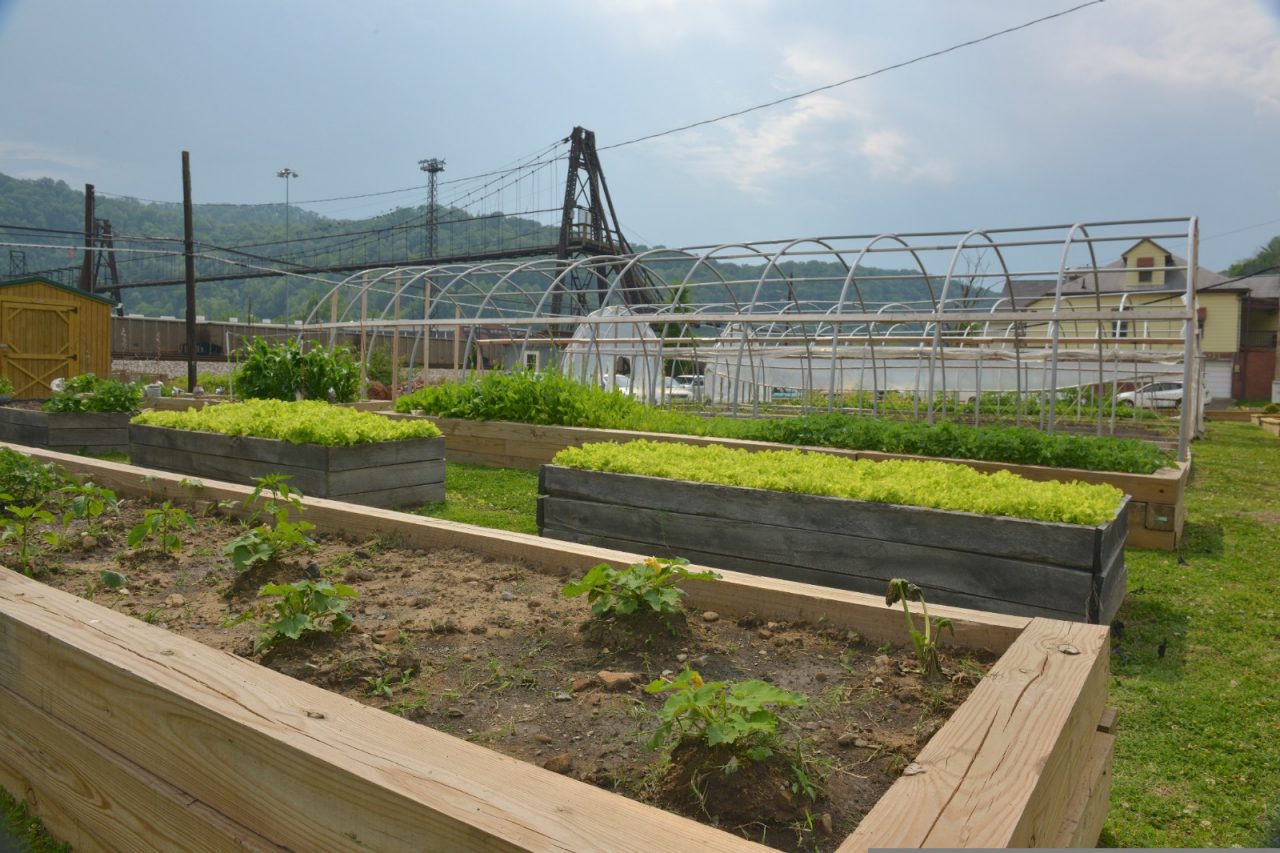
[394,415,1189,550]
[1260,417,1280,437]
[0,444,1115,852]
[539,465,1129,624]
[129,423,445,508]
[0,406,133,454]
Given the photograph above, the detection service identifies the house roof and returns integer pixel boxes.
[1001,239,1246,304]
[0,275,118,306]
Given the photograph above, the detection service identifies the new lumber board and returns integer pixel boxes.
[0,572,763,853]
[0,446,1113,850]
[0,685,283,853]
[838,617,1110,851]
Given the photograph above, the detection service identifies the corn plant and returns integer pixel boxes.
[885,578,954,679]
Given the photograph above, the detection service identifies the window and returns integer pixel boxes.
[614,356,631,376]
[524,351,539,372]
[1136,256,1155,283]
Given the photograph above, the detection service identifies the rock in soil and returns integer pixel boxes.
[542,752,573,774]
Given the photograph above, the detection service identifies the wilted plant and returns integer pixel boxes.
[885,578,953,679]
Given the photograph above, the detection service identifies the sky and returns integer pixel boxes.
[1,0,1278,272]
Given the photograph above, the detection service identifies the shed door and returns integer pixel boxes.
[0,298,80,398]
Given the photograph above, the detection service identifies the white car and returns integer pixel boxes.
[1115,381,1205,409]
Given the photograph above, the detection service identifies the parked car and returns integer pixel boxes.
[1115,381,1206,409]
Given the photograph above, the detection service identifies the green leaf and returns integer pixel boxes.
[99,570,128,590]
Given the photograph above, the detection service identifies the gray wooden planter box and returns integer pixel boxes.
[0,407,132,454]
[129,424,445,509]
[538,465,1128,624]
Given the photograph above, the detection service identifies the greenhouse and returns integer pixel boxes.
[298,216,1203,461]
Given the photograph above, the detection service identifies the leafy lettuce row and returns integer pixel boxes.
[553,440,1125,526]
[132,400,441,446]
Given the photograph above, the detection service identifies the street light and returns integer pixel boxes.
[277,167,299,319]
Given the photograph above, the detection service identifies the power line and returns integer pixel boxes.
[598,0,1107,152]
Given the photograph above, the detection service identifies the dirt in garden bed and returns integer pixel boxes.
[7,500,992,852]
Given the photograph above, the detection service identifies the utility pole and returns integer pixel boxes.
[78,183,95,292]
[418,158,445,258]
[183,151,197,392]
[277,167,299,320]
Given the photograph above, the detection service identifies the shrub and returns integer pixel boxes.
[0,376,13,397]
[234,337,360,403]
[132,399,441,445]
[553,440,1126,526]
[41,374,142,414]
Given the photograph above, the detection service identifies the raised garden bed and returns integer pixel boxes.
[0,406,132,454]
[1260,417,1280,437]
[1,445,1115,851]
[403,415,1187,550]
[130,400,445,508]
[539,464,1128,625]
[130,423,444,508]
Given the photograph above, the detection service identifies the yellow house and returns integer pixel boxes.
[1004,240,1278,401]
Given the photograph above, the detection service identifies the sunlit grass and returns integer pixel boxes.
[414,462,539,534]
[1104,422,1280,847]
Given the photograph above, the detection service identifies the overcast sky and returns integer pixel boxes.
[1,0,1278,271]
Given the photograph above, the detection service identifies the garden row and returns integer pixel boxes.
[0,444,1115,852]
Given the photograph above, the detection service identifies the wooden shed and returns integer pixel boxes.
[0,276,115,400]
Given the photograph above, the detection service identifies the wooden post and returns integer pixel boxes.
[182,153,197,392]
[391,271,401,402]
[453,305,462,374]
[78,183,95,292]
[359,276,368,397]
[422,277,431,381]
[328,288,338,348]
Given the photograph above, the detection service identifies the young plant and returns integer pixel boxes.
[127,502,196,554]
[885,578,954,679]
[228,579,358,654]
[1,501,54,574]
[562,556,720,629]
[48,481,119,545]
[645,669,808,766]
[223,475,317,573]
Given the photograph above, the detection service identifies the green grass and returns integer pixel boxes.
[1104,422,1280,847]
[414,462,539,534]
[0,787,68,852]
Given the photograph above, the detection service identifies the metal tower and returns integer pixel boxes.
[418,157,445,257]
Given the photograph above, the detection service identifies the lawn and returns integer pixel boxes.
[3,423,1278,847]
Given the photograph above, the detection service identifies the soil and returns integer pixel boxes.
[7,498,991,852]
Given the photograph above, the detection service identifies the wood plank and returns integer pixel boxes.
[326,459,445,495]
[839,618,1110,851]
[1,442,1029,654]
[326,436,445,471]
[542,466,1107,570]
[1092,550,1127,625]
[328,480,445,509]
[130,443,328,495]
[540,498,1099,621]
[130,425,329,468]
[0,571,771,853]
[1049,729,1116,848]
[540,523,1087,623]
[0,684,284,852]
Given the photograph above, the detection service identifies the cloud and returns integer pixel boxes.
[651,37,954,194]
[1067,0,1280,111]
[0,140,99,176]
